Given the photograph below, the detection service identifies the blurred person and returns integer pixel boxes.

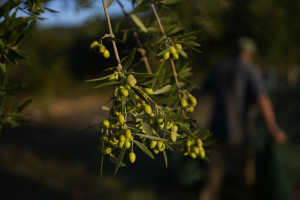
[198,37,287,200]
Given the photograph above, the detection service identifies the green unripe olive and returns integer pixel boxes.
[159,58,165,62]
[126,102,134,112]
[129,152,136,163]
[142,141,148,147]
[169,132,177,142]
[118,141,125,149]
[186,140,192,147]
[120,124,125,130]
[179,142,185,151]
[125,84,131,90]
[153,148,160,154]
[100,120,110,129]
[172,53,179,60]
[94,44,100,54]
[98,146,108,155]
[190,97,197,107]
[190,152,197,159]
[180,98,188,107]
[99,45,106,54]
[136,100,145,108]
[162,143,166,150]
[134,94,141,101]
[139,136,146,141]
[126,76,137,87]
[199,147,205,158]
[169,46,176,54]
[113,109,120,117]
[143,88,153,95]
[163,51,170,60]
[90,41,99,51]
[108,74,118,82]
[193,146,200,154]
[126,140,131,148]
[144,104,152,115]
[175,43,182,50]
[166,120,173,129]
[156,112,164,124]
[158,122,165,129]
[118,114,125,124]
[119,134,126,142]
[103,49,110,58]
[196,138,203,148]
[115,130,123,140]
[149,113,156,124]
[113,88,119,97]
[182,151,189,156]
[157,141,163,150]
[125,129,132,139]
[99,136,106,144]
[171,125,178,133]
[149,140,157,149]
[120,88,129,97]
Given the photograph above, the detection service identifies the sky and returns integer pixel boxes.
[17,0,135,29]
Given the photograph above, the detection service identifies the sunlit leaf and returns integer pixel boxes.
[85,74,113,82]
[114,142,127,174]
[178,49,188,58]
[93,81,119,89]
[163,150,168,168]
[133,140,155,159]
[130,14,148,32]
[123,47,136,72]
[157,46,171,56]
[152,85,172,95]
[141,121,152,135]
[102,106,110,110]
[135,133,169,141]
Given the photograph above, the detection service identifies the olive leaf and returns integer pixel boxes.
[202,138,217,147]
[131,87,150,104]
[152,85,172,95]
[130,14,148,32]
[17,99,32,113]
[122,47,136,72]
[114,142,127,174]
[163,150,168,168]
[141,121,152,135]
[160,0,181,4]
[110,156,127,167]
[177,123,195,139]
[181,118,198,123]
[157,45,171,56]
[102,106,110,110]
[121,97,126,112]
[178,49,188,58]
[104,36,125,43]
[107,0,114,8]
[125,72,158,77]
[158,96,177,104]
[132,5,150,14]
[76,123,100,131]
[133,140,155,159]
[85,74,113,82]
[93,81,119,89]
[128,89,136,106]
[185,44,202,53]
[135,133,169,141]
[183,41,201,46]
[100,156,104,177]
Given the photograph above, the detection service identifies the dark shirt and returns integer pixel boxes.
[204,56,266,144]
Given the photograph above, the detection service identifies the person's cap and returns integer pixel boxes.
[235,36,257,54]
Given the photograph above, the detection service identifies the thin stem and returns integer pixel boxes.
[116,0,152,74]
[150,2,167,38]
[101,0,122,72]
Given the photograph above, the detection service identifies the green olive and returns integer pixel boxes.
[143,88,153,95]
[169,46,176,54]
[126,76,137,87]
[182,151,189,156]
[113,109,120,117]
[153,148,160,154]
[118,141,125,149]
[149,113,156,125]
[193,146,200,154]
[196,138,203,148]
[190,152,197,159]
[157,141,163,150]
[169,132,177,142]
[120,88,129,97]
[98,146,108,155]
[103,49,110,58]
[118,114,125,124]
[99,45,106,54]
[108,74,118,82]
[166,120,173,129]
[129,152,136,163]
[172,53,179,60]
[134,94,141,101]
[109,118,119,125]
[99,135,106,144]
[126,140,131,148]
[163,51,170,60]
[186,140,192,147]
[144,104,152,115]
[149,140,157,149]
[190,97,197,107]
[90,41,99,51]
[119,134,126,142]
[125,84,131,90]
[175,43,182,50]
[156,112,164,124]
[180,98,188,107]
[100,120,110,128]
[199,147,205,158]
[115,130,123,140]
[126,102,134,112]
[179,142,185,151]
[113,88,119,97]
[171,125,178,133]
[125,129,132,139]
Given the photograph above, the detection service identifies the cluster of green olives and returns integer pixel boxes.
[179,138,205,159]
[159,43,182,62]
[90,41,110,58]
[179,93,197,113]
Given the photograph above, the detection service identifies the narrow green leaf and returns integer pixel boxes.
[17,99,32,112]
[135,134,169,141]
[157,46,171,56]
[128,89,136,106]
[76,123,100,131]
[125,72,158,77]
[102,106,110,110]
[121,97,126,112]
[152,85,172,95]
[126,121,140,125]
[44,7,59,13]
[128,127,143,133]
[133,140,155,159]
[183,41,201,46]
[114,142,127,174]
[201,132,213,140]
[122,31,127,42]
[130,14,148,32]
[178,49,188,58]
[107,0,114,8]
[166,144,173,151]
[104,36,125,43]
[185,44,202,53]
[100,156,104,177]
[120,56,127,63]
[132,5,150,14]
[110,156,127,167]
[168,29,186,37]
[202,138,217,147]
[163,150,168,168]
[177,123,195,139]
[114,16,124,35]
[131,87,150,104]
[170,114,185,120]
[123,47,136,72]
[181,118,198,123]
[203,156,210,162]
[160,0,181,4]
[85,74,113,82]
[0,95,10,108]
[93,81,119,89]
[141,122,152,135]
[158,96,177,104]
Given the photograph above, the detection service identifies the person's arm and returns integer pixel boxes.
[257,94,287,144]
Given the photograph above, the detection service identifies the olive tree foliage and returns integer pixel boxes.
[81,0,216,176]
[0,0,55,133]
